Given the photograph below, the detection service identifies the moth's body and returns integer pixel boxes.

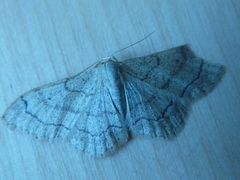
[2,45,225,156]
[99,60,127,120]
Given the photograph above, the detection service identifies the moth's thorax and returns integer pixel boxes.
[97,60,120,82]
[103,60,119,70]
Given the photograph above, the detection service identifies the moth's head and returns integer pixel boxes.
[94,56,119,68]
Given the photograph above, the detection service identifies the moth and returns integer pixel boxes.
[2,45,225,156]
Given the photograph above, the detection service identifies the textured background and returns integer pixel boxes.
[0,0,239,179]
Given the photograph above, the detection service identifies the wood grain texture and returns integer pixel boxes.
[0,0,239,179]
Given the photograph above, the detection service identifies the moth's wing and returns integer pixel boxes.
[69,82,129,157]
[2,67,128,156]
[121,45,225,137]
[69,65,129,156]
[2,69,98,138]
[123,73,187,137]
[122,45,225,102]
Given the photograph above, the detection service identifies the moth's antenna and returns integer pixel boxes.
[110,30,155,59]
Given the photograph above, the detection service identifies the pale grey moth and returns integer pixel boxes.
[2,45,225,156]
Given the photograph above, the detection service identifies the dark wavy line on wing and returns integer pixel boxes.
[75,125,124,137]
[131,99,174,126]
[122,59,186,90]
[20,97,121,136]
[21,96,71,130]
[180,59,204,97]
